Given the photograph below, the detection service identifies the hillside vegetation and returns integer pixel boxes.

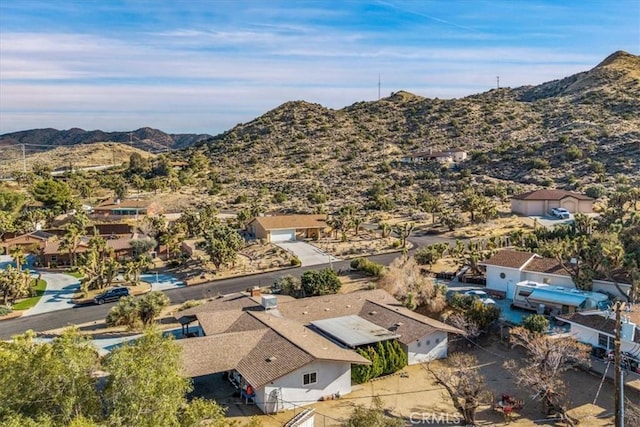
[182,50,639,212]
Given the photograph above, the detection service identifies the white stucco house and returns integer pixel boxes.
[176,289,462,414]
[510,189,594,216]
[558,311,640,376]
[402,149,468,164]
[480,249,631,301]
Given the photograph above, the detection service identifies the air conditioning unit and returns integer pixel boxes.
[261,295,277,310]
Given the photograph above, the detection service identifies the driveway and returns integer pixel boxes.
[2,255,81,316]
[276,241,340,267]
[526,214,574,229]
[25,272,80,316]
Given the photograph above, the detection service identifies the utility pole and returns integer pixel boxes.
[497,76,500,89]
[378,73,381,100]
[21,144,27,173]
[614,301,625,427]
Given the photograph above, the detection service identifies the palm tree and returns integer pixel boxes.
[9,246,26,272]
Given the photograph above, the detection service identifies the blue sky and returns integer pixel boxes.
[1,0,638,135]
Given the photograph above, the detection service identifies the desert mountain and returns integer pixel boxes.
[0,127,212,152]
[188,51,638,210]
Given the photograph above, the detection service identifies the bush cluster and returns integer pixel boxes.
[351,340,408,384]
[350,257,384,276]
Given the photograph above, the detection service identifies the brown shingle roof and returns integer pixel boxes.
[177,330,268,377]
[250,214,327,230]
[177,289,458,384]
[195,310,267,336]
[250,311,371,364]
[561,312,640,344]
[524,256,568,275]
[273,289,462,344]
[42,235,135,255]
[236,329,315,388]
[480,250,537,269]
[511,189,593,201]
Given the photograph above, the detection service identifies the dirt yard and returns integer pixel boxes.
[227,339,626,427]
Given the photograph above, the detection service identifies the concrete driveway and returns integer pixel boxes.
[2,255,80,316]
[276,241,340,267]
[25,272,80,316]
[527,214,574,229]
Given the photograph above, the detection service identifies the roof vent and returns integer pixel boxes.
[369,311,377,315]
[266,356,276,362]
[346,304,352,308]
[302,311,308,315]
[324,308,331,311]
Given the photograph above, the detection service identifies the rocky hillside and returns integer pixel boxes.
[188,51,639,211]
[0,127,212,152]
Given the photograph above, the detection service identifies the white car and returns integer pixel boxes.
[550,207,570,219]
[464,290,496,305]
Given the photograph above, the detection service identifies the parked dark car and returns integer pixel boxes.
[94,287,130,305]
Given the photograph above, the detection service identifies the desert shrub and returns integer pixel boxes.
[177,300,202,312]
[350,257,384,276]
[0,305,13,316]
[290,256,301,266]
[565,145,583,161]
[300,269,341,296]
[273,274,302,297]
[585,185,605,199]
[522,314,550,334]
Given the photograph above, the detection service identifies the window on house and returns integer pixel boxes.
[435,338,440,344]
[426,340,431,346]
[598,334,612,349]
[303,371,317,386]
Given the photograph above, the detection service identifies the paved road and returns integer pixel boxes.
[0,251,407,339]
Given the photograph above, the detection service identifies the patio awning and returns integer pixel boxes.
[527,289,587,307]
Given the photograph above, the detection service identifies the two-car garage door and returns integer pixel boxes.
[270,229,296,242]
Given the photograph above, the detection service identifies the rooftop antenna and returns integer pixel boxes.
[378,73,381,100]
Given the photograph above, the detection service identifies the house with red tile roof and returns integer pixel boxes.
[176,289,462,414]
[510,189,594,216]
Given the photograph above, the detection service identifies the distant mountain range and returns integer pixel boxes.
[0,127,213,153]
[2,51,639,198]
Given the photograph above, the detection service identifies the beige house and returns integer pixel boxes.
[247,214,328,242]
[510,189,594,216]
[1,230,55,255]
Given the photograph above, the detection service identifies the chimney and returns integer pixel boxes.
[250,286,261,298]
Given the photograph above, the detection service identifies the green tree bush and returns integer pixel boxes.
[300,268,341,296]
[522,314,550,334]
